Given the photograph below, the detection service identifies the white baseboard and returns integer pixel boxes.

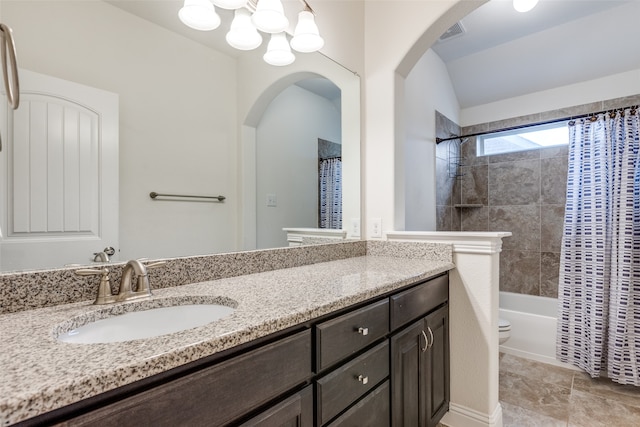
[440,402,503,427]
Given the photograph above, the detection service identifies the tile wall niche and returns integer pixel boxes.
[435,94,640,297]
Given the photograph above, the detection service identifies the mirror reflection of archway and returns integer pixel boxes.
[241,73,343,250]
[255,77,341,249]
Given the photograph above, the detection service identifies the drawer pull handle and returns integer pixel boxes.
[427,327,434,349]
[357,375,369,385]
[420,330,428,352]
[357,327,369,336]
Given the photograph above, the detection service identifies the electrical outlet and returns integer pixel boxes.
[266,193,277,207]
[371,218,382,238]
[350,218,360,237]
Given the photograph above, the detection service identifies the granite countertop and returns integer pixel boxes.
[0,255,453,425]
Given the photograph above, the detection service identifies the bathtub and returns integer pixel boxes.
[499,291,578,370]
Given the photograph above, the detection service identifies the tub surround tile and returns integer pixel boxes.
[451,205,461,232]
[490,205,540,252]
[436,205,452,231]
[461,206,489,231]
[488,160,541,206]
[540,252,561,298]
[500,250,540,295]
[541,157,568,205]
[436,155,457,206]
[0,242,454,425]
[460,164,489,205]
[539,144,568,160]
[601,94,640,110]
[442,97,638,301]
[487,147,540,164]
[486,114,542,135]
[538,101,603,123]
[460,136,487,167]
[541,205,565,253]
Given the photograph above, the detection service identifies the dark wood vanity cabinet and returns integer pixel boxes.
[47,273,448,427]
[316,273,449,427]
[390,305,449,427]
[390,274,450,427]
[59,330,313,427]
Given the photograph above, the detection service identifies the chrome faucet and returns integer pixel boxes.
[92,246,115,263]
[75,259,166,305]
[118,259,151,301]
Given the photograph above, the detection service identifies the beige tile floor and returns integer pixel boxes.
[499,353,640,426]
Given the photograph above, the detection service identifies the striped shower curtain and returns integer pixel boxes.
[319,157,342,229]
[557,106,640,385]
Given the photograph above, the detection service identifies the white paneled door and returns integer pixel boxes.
[0,69,118,271]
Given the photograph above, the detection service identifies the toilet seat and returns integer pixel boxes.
[499,318,511,345]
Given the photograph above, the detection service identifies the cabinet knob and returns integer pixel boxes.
[357,375,369,385]
[357,327,369,336]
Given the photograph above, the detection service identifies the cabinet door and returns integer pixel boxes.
[424,305,449,427]
[240,385,313,427]
[326,380,390,427]
[390,305,449,427]
[390,319,425,427]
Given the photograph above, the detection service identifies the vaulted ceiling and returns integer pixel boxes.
[431,0,640,108]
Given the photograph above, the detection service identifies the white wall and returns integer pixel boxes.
[3,0,238,261]
[256,85,341,249]
[363,0,480,238]
[404,49,459,231]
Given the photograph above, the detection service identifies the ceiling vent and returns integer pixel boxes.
[438,21,466,42]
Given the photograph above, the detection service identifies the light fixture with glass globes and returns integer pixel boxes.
[178,0,324,66]
[513,0,539,13]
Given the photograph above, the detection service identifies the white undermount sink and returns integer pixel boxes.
[57,300,236,344]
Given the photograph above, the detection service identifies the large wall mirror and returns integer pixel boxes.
[0,0,361,272]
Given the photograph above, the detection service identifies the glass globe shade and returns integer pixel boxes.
[290,10,324,53]
[212,0,248,9]
[179,0,221,31]
[251,0,289,34]
[263,32,295,66]
[226,8,262,50]
[513,0,539,13]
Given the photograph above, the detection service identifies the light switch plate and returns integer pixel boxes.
[266,193,277,207]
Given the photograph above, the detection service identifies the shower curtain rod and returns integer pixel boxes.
[435,105,639,144]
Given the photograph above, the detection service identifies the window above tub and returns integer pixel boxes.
[477,121,569,157]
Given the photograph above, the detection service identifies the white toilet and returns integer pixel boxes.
[499,318,511,345]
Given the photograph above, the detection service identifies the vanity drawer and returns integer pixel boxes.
[316,299,389,371]
[317,341,389,425]
[390,274,448,331]
[326,380,390,427]
[62,329,312,427]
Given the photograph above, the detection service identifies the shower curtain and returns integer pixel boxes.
[319,157,342,229]
[557,106,640,385]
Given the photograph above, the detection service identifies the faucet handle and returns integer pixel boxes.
[75,267,115,305]
[145,260,167,270]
